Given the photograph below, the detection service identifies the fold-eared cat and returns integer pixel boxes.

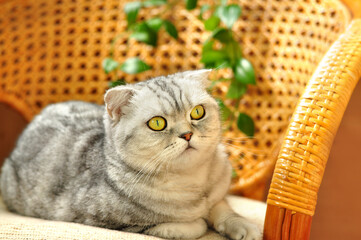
[0,70,260,239]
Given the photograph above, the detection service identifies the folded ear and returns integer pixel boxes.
[182,69,212,88]
[104,86,136,121]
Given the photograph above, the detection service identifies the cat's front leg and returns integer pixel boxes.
[208,199,261,240]
[144,218,207,239]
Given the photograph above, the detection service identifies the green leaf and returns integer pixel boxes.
[146,18,164,32]
[234,58,256,85]
[204,62,216,68]
[204,15,220,31]
[216,99,232,121]
[237,113,255,137]
[163,20,178,39]
[109,79,126,88]
[130,22,158,46]
[226,80,247,99]
[120,57,151,74]
[224,39,242,65]
[143,0,167,7]
[185,0,197,10]
[211,28,233,43]
[201,49,228,64]
[214,60,232,69]
[198,4,210,20]
[202,39,214,52]
[216,4,241,29]
[102,58,120,74]
[201,40,229,68]
[124,2,142,27]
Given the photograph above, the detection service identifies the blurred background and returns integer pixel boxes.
[0,0,360,239]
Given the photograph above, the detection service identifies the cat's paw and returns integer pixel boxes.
[144,218,207,239]
[214,214,261,240]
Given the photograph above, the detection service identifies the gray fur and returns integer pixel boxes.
[0,70,261,239]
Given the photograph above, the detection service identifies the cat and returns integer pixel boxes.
[0,70,261,240]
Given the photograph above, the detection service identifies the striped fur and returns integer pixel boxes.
[0,70,261,239]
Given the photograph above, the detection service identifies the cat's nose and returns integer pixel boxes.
[179,131,193,141]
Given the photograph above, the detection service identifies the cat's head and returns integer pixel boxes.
[104,70,221,173]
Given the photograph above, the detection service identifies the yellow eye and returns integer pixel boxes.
[190,105,205,120]
[147,116,167,131]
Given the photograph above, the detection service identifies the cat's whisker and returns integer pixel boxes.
[130,153,161,179]
[126,151,165,195]
[136,154,169,197]
[222,142,269,157]
[164,155,172,176]
[222,136,255,140]
[222,136,260,140]
[222,140,248,144]
[222,141,264,151]
[132,141,163,152]
[127,148,170,197]
[143,158,164,188]
[128,159,160,188]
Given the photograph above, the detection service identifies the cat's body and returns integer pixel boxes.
[1,70,260,239]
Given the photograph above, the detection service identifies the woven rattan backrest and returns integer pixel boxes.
[0,0,350,199]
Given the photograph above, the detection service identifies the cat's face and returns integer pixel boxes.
[104,70,221,173]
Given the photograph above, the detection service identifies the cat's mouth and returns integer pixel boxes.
[185,143,196,151]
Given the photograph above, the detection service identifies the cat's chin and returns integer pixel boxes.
[183,147,196,154]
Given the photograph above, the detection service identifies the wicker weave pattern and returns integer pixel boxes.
[0,0,351,198]
[267,19,361,216]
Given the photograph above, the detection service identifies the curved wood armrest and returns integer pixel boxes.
[263,19,361,240]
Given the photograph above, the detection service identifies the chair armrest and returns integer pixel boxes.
[263,19,361,240]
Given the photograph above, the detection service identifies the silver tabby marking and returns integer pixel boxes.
[0,70,261,240]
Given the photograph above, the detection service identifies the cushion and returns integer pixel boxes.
[0,195,266,239]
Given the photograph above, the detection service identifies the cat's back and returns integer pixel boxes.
[9,101,104,160]
[0,101,105,215]
[35,101,104,130]
[25,100,102,136]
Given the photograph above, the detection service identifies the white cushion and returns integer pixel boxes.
[0,195,266,239]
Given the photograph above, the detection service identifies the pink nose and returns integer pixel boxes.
[179,132,193,141]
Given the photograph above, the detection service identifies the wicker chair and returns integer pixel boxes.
[0,0,360,239]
